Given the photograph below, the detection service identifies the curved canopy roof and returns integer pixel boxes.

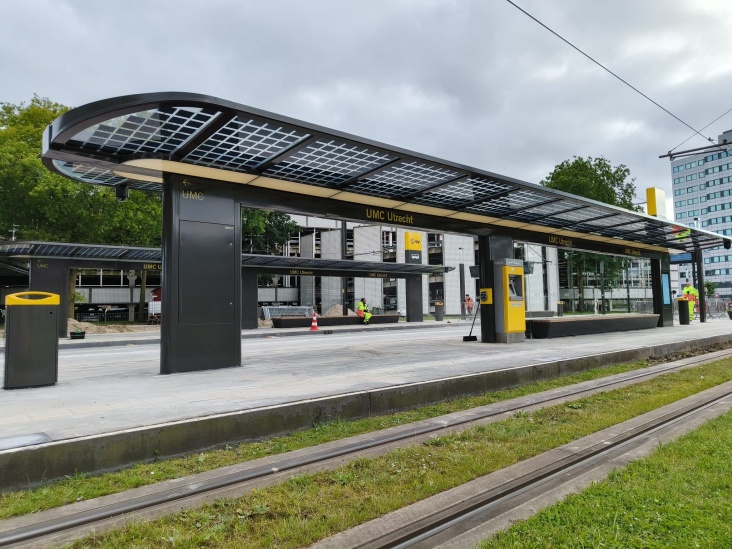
[0,241,451,276]
[41,92,729,255]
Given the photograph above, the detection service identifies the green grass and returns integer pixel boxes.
[480,411,732,548]
[58,359,732,548]
[1,361,652,518]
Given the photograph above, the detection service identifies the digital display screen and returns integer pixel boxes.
[662,273,671,305]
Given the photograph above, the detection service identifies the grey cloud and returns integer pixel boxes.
[3,0,732,206]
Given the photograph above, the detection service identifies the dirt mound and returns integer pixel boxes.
[67,318,159,334]
[321,304,357,317]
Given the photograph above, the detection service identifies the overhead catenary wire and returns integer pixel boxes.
[669,107,732,153]
[504,0,712,145]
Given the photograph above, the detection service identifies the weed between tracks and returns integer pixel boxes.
[30,358,732,547]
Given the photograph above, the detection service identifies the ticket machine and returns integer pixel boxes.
[493,259,526,342]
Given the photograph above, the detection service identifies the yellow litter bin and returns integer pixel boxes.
[4,292,59,389]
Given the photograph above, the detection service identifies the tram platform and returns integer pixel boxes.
[2,317,732,490]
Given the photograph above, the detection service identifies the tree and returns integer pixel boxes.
[704,280,717,298]
[1,97,166,318]
[541,156,639,210]
[0,96,162,246]
[1,97,302,318]
[542,156,641,312]
[242,209,300,255]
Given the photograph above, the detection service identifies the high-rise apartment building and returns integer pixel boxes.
[672,130,732,298]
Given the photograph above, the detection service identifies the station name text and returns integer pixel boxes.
[366,208,414,225]
[548,236,572,247]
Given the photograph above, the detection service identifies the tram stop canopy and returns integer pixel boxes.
[38,92,732,374]
[43,92,729,255]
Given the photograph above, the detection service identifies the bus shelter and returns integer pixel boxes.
[0,241,451,338]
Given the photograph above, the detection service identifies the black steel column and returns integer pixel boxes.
[161,173,242,374]
[29,258,71,338]
[405,275,423,321]
[241,269,258,329]
[478,235,514,343]
[341,221,348,316]
[650,255,673,327]
[695,247,706,322]
[459,263,466,320]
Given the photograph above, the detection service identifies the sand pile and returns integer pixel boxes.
[321,304,357,317]
[66,318,160,334]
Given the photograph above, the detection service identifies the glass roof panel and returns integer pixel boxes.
[264,140,395,187]
[350,161,462,196]
[74,247,128,258]
[468,189,549,216]
[547,206,608,223]
[416,177,511,208]
[52,161,162,192]
[185,116,309,172]
[68,107,218,156]
[32,244,72,256]
[53,160,128,187]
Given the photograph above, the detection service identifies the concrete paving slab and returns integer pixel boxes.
[2,317,732,488]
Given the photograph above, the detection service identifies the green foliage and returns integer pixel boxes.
[540,155,640,210]
[71,291,86,304]
[705,280,717,297]
[242,209,299,254]
[482,412,732,548]
[1,97,300,250]
[542,157,641,308]
[0,96,162,246]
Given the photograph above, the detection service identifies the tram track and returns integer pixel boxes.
[3,348,732,548]
[314,381,732,548]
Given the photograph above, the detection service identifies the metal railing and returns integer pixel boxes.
[74,308,130,322]
[706,298,728,319]
[261,306,314,320]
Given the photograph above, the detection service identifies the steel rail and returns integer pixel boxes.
[366,385,732,548]
[2,350,732,547]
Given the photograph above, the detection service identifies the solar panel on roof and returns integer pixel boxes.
[39,92,731,254]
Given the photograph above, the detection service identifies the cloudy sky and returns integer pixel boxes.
[3,0,732,209]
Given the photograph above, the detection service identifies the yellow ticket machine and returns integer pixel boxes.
[493,259,526,343]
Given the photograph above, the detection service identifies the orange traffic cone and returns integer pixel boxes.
[310,311,319,331]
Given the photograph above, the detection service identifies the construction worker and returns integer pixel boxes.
[682,280,699,319]
[357,298,373,324]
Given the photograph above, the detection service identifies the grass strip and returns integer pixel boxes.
[480,410,732,548]
[65,358,732,548]
[1,360,650,518]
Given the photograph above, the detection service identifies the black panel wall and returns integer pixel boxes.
[405,275,423,322]
[161,174,242,374]
[241,269,259,329]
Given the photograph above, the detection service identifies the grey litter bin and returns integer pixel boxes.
[4,292,60,389]
[557,301,564,317]
[434,301,444,321]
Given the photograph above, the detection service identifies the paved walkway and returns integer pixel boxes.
[2,317,731,449]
